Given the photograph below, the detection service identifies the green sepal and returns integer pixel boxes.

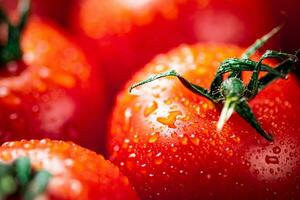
[236,100,273,141]
[24,170,52,200]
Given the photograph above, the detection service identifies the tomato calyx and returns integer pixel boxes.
[0,0,30,65]
[130,24,299,142]
[0,157,52,199]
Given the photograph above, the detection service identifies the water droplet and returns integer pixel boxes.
[181,98,190,106]
[180,136,188,145]
[272,146,281,154]
[191,137,200,146]
[265,155,279,164]
[129,153,136,158]
[155,158,163,165]
[144,101,158,117]
[171,132,177,138]
[148,132,159,143]
[31,105,40,113]
[164,99,172,105]
[124,108,132,131]
[171,146,178,153]
[157,111,182,128]
[133,134,139,143]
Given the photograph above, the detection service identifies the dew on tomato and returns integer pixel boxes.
[109,44,300,200]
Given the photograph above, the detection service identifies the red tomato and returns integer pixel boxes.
[109,44,300,199]
[71,0,276,103]
[0,139,139,199]
[1,0,73,25]
[0,13,106,153]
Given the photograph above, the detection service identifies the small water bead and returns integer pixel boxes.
[157,111,182,128]
[180,136,188,145]
[154,158,163,165]
[265,155,279,165]
[148,132,160,143]
[191,137,200,146]
[272,146,281,154]
[133,134,139,143]
[128,153,136,158]
[144,101,158,117]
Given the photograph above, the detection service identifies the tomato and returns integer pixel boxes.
[1,0,73,26]
[71,0,276,103]
[0,139,139,199]
[0,2,105,153]
[109,43,300,199]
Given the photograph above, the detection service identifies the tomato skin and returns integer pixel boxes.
[109,44,300,200]
[1,0,73,26]
[0,139,139,200]
[0,17,106,153]
[71,0,275,103]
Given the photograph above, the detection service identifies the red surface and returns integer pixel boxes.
[0,139,139,200]
[71,0,276,104]
[0,17,106,153]
[109,44,300,200]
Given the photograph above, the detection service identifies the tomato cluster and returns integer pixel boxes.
[0,0,298,199]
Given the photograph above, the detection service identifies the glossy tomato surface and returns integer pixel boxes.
[71,0,276,103]
[109,44,300,200]
[0,139,139,200]
[1,0,73,26]
[0,17,105,153]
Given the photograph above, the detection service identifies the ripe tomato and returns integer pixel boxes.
[1,0,73,26]
[109,44,300,199]
[71,0,275,102]
[0,10,106,152]
[0,139,139,199]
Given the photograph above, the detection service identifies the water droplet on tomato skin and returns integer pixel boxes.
[144,101,158,117]
[148,132,159,143]
[133,134,139,143]
[265,155,279,165]
[272,146,281,154]
[129,153,136,158]
[123,108,132,132]
[156,111,181,128]
[180,135,188,145]
[154,158,163,165]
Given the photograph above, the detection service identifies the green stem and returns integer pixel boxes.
[129,25,298,142]
[0,0,31,65]
[0,157,52,200]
